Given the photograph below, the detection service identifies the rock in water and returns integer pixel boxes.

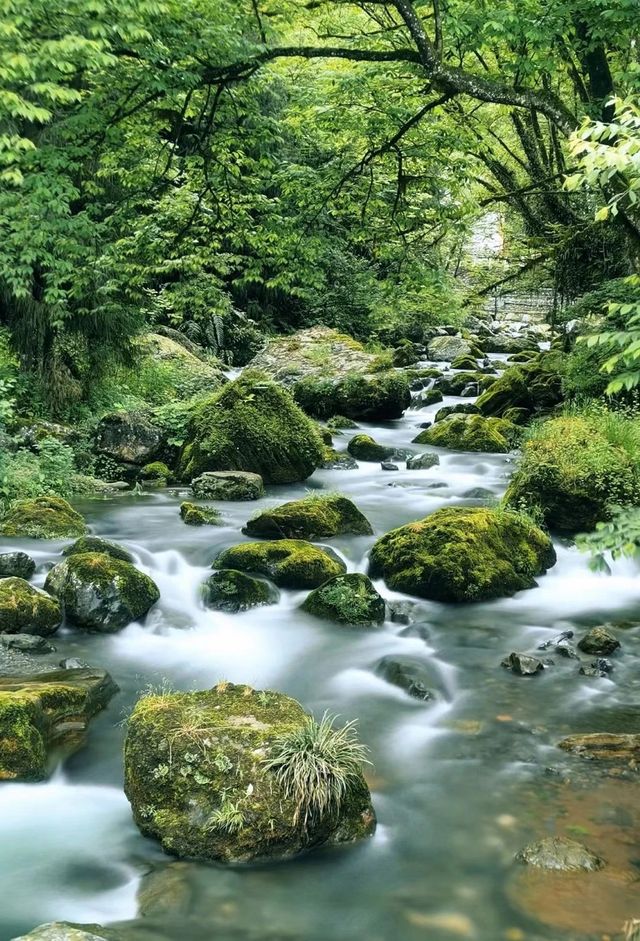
[427,336,481,361]
[179,502,222,526]
[475,359,562,421]
[0,668,118,781]
[369,506,556,603]
[301,574,385,625]
[0,552,36,580]
[577,626,621,656]
[177,373,324,484]
[413,414,518,453]
[294,372,411,421]
[375,656,435,701]
[124,683,375,863]
[243,494,372,540]
[62,536,134,563]
[0,578,62,636]
[215,540,345,589]
[202,570,277,613]
[0,496,87,539]
[45,553,160,632]
[406,453,440,470]
[558,732,640,763]
[94,411,164,465]
[191,470,264,501]
[501,652,545,676]
[347,434,394,462]
[516,836,604,872]
[9,924,116,940]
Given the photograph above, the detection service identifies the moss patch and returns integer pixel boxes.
[0,578,61,636]
[302,574,385,625]
[347,434,394,462]
[63,536,134,563]
[476,357,563,420]
[179,502,222,526]
[294,371,411,421]
[0,496,87,539]
[202,570,277,612]
[413,414,519,453]
[244,494,372,540]
[216,540,346,589]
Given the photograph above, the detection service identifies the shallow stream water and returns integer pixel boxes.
[2,362,640,941]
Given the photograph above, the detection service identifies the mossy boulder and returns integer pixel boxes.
[0,578,62,636]
[406,453,440,470]
[177,373,324,484]
[427,336,482,361]
[434,403,479,423]
[246,326,377,382]
[216,540,346,589]
[140,461,171,482]
[0,496,87,539]
[0,551,35,580]
[301,574,385,625]
[62,536,134,563]
[293,371,411,421]
[243,494,372,540]
[369,506,556,603]
[94,412,164,465]
[202,570,277,613]
[327,415,358,431]
[45,553,160,632]
[436,371,486,396]
[476,358,562,421]
[191,470,264,501]
[450,354,479,370]
[347,434,394,462]
[179,502,222,526]
[415,387,443,407]
[124,683,375,863]
[505,415,639,532]
[319,448,358,470]
[412,414,519,453]
[0,667,118,781]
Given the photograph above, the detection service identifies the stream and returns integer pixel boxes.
[2,356,640,941]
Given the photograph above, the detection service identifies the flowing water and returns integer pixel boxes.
[2,362,640,941]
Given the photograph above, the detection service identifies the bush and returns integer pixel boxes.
[0,437,79,510]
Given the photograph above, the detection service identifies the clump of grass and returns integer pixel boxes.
[263,712,369,829]
[206,798,245,834]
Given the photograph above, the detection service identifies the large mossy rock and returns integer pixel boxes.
[369,506,556,603]
[347,434,394,462]
[138,332,227,393]
[179,502,222,526]
[293,371,411,421]
[124,683,375,863]
[177,373,324,484]
[215,540,346,589]
[301,574,385,625]
[413,414,518,453]
[202,570,277,613]
[45,553,160,632]
[62,536,134,563]
[191,470,264,501]
[243,494,372,540]
[94,412,164,465]
[427,336,481,361]
[475,358,562,421]
[0,667,118,781]
[0,578,62,636]
[0,496,87,539]
[505,416,639,533]
[247,326,378,382]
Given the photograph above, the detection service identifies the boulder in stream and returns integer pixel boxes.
[62,536,134,563]
[319,448,358,470]
[427,336,482,361]
[179,502,222,526]
[413,414,518,453]
[577,626,621,656]
[301,574,385,625]
[406,452,440,470]
[0,496,87,539]
[0,552,36,580]
[244,494,372,540]
[215,540,346,589]
[557,732,640,763]
[516,836,604,872]
[475,358,562,421]
[375,656,436,701]
[501,652,545,676]
[191,470,265,500]
[202,570,277,613]
[0,578,61,636]
[369,506,556,603]
[294,371,411,422]
[347,434,394,462]
[124,682,375,863]
[94,411,164,465]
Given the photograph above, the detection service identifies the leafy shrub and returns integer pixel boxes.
[0,437,78,508]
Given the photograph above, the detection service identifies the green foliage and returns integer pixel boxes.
[576,506,640,573]
[0,436,78,508]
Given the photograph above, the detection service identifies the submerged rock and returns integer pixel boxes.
[347,434,394,462]
[243,494,372,540]
[0,667,118,781]
[0,552,36,580]
[216,540,346,589]
[301,574,385,625]
[45,553,160,633]
[62,536,134,563]
[413,414,518,453]
[501,652,545,676]
[380,462,399,471]
[179,502,222,526]
[294,371,411,421]
[124,683,375,863]
[577,626,621,656]
[94,412,164,465]
[558,732,640,763]
[375,656,435,701]
[202,570,277,613]
[369,506,556,603]
[406,452,440,470]
[191,470,264,501]
[0,634,55,654]
[516,836,604,872]
[0,578,61,636]
[0,496,87,539]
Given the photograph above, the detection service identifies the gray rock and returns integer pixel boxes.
[553,639,579,660]
[580,658,614,677]
[94,412,164,465]
[501,652,544,675]
[380,462,399,471]
[59,657,92,670]
[407,452,440,470]
[578,626,621,656]
[516,836,604,872]
[375,655,436,701]
[427,336,476,362]
[462,486,494,499]
[191,470,264,500]
[0,551,36,580]
[0,634,55,654]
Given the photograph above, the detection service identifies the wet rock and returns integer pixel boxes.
[460,382,479,397]
[59,658,91,670]
[433,402,479,422]
[475,358,562,421]
[326,415,359,431]
[451,353,479,370]
[537,629,573,651]
[0,551,36,580]
[215,540,346,589]
[247,326,379,382]
[399,623,431,642]
[553,640,578,660]
[580,658,614,678]
[94,412,164,465]
[515,836,604,871]
[62,536,134,564]
[501,652,545,675]
[0,496,87,539]
[124,682,375,863]
[436,373,484,397]
[406,453,440,470]
[387,601,416,624]
[347,434,395,462]
[0,578,62,636]
[417,421,432,429]
[202,570,277,613]
[558,732,640,763]
[301,573,385,625]
[427,336,480,361]
[137,863,192,917]
[578,626,621,656]
[412,388,443,408]
[319,448,358,470]
[243,493,372,540]
[381,462,399,471]
[375,656,435,701]
[45,553,160,633]
[191,470,264,501]
[413,414,518,453]
[9,924,120,940]
[0,634,56,654]
[179,502,222,526]
[462,487,494,500]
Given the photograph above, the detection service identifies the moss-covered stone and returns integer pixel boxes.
[450,354,479,370]
[427,336,481,361]
[505,415,639,532]
[327,415,358,430]
[62,536,134,563]
[418,388,443,406]
[216,540,346,589]
[301,574,385,625]
[243,494,372,540]
[293,371,411,421]
[124,683,375,863]
[177,373,324,484]
[202,570,277,612]
[45,553,160,632]
[476,358,562,420]
[0,551,35,580]
[94,412,164,465]
[0,578,61,636]
[140,461,171,482]
[412,414,519,453]
[246,326,377,381]
[319,448,358,470]
[436,371,486,396]
[369,506,556,603]
[347,434,394,462]
[179,502,222,526]
[433,403,479,423]
[0,496,87,539]
[0,667,118,781]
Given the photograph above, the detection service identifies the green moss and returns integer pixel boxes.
[0,692,46,780]
[505,415,640,533]
[0,577,61,636]
[450,354,479,370]
[412,414,519,453]
[347,434,394,462]
[62,536,134,563]
[177,372,324,484]
[124,682,374,863]
[320,448,358,470]
[420,388,443,406]
[294,371,411,421]
[202,569,277,612]
[179,502,222,526]
[45,552,160,632]
[369,506,556,603]
[140,461,171,481]
[243,494,372,540]
[436,371,484,396]
[191,470,265,500]
[301,573,385,625]
[327,415,358,431]
[476,357,563,420]
[0,496,87,539]
[215,540,346,589]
